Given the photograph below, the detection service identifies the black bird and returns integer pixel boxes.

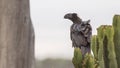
[64,13,92,57]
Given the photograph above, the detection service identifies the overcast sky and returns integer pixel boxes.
[30,0,120,60]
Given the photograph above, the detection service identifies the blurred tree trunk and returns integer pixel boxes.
[0,0,35,68]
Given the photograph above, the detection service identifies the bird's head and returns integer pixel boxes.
[64,13,77,20]
[64,13,82,23]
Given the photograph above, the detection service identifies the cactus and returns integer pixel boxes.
[103,26,117,68]
[113,15,120,68]
[96,25,117,68]
[91,35,98,59]
[82,54,94,68]
[72,48,95,68]
[97,26,105,68]
[91,35,99,68]
[72,48,83,68]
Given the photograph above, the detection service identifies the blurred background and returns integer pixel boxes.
[30,0,120,68]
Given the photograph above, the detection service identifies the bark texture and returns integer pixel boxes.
[0,0,35,68]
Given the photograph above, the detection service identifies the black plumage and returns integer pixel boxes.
[64,13,92,57]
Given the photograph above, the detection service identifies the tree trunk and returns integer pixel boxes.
[0,0,35,68]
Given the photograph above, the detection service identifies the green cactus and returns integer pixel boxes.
[113,15,120,68]
[72,48,95,68]
[104,26,117,68]
[97,26,105,68]
[82,54,94,68]
[91,35,99,68]
[91,35,98,59]
[97,25,117,68]
[72,48,83,68]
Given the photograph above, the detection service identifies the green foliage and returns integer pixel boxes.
[113,15,120,68]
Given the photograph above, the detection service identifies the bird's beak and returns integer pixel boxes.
[64,15,67,19]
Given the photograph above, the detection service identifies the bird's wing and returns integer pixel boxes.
[83,24,92,43]
[70,24,87,47]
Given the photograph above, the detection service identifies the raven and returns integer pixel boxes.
[64,13,92,57]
